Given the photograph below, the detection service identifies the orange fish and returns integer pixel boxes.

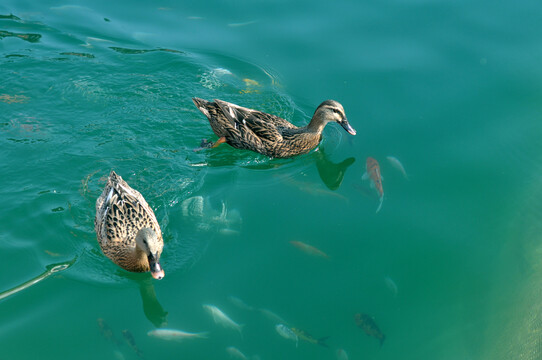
[362,157,384,212]
[290,241,329,259]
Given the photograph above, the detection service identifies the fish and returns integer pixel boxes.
[384,276,398,297]
[203,304,243,336]
[44,250,62,257]
[97,318,120,345]
[354,313,385,346]
[258,308,288,324]
[275,324,298,347]
[228,295,254,311]
[287,176,348,201]
[336,348,349,360]
[113,350,126,360]
[226,346,248,360]
[242,78,260,87]
[386,156,409,180]
[220,228,241,236]
[147,328,208,342]
[290,241,329,259]
[291,327,329,347]
[362,157,384,213]
[122,329,144,358]
[276,174,348,201]
[228,20,259,27]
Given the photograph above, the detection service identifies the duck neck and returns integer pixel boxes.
[306,117,327,134]
[119,245,149,272]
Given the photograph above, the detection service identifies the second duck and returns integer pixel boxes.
[95,171,165,280]
[192,98,356,158]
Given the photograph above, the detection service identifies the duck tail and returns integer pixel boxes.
[192,97,210,108]
[317,336,330,347]
[192,98,214,120]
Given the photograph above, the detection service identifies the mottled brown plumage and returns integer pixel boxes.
[192,98,356,158]
[95,171,165,279]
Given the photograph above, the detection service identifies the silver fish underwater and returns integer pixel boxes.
[275,324,298,347]
[147,328,208,342]
[228,295,254,311]
[226,346,248,360]
[336,348,349,360]
[386,155,409,180]
[203,304,244,336]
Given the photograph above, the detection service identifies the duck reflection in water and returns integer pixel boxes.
[280,146,355,198]
[141,283,168,328]
[313,147,355,190]
[130,275,168,328]
[120,271,169,328]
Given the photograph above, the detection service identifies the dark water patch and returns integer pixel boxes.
[5,53,28,58]
[6,137,47,144]
[0,30,41,42]
[59,52,95,58]
[109,46,183,55]
[0,14,21,21]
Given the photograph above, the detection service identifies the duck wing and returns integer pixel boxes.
[215,99,297,129]
[95,171,161,247]
[214,99,296,142]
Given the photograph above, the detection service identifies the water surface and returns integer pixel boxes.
[1,1,542,359]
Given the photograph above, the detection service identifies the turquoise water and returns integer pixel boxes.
[2,0,542,359]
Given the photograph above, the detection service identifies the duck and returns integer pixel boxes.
[192,98,356,158]
[95,170,165,280]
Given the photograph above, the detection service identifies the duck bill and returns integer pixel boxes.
[340,119,356,135]
[148,254,165,280]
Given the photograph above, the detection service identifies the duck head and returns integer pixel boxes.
[135,228,165,280]
[313,100,356,135]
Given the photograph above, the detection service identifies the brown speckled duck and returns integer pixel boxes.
[192,98,356,158]
[95,171,165,280]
